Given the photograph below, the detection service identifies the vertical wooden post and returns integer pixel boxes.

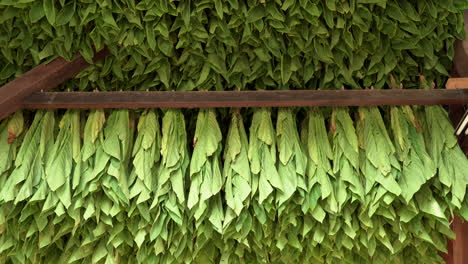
[444,236,454,264]
[453,217,468,264]
[443,217,468,264]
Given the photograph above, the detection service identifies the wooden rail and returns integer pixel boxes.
[20,89,468,109]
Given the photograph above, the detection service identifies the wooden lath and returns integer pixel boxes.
[18,89,468,109]
[0,48,109,121]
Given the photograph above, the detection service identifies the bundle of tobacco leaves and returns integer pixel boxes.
[0,105,466,263]
[0,1,465,90]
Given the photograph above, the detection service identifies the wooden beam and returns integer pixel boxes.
[0,49,109,121]
[21,89,468,109]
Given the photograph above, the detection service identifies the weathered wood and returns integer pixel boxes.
[0,49,109,121]
[21,89,468,109]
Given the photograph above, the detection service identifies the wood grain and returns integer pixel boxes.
[21,89,468,109]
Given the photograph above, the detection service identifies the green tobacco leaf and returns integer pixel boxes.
[56,2,75,26]
[224,110,251,217]
[43,0,56,25]
[0,0,463,90]
[331,107,364,207]
[249,108,282,205]
[422,105,468,208]
[276,108,307,206]
[188,109,223,233]
[390,106,435,203]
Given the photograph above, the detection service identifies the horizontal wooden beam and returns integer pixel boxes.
[21,89,468,109]
[0,49,109,121]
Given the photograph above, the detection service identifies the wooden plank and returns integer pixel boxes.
[21,89,468,109]
[0,49,109,121]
